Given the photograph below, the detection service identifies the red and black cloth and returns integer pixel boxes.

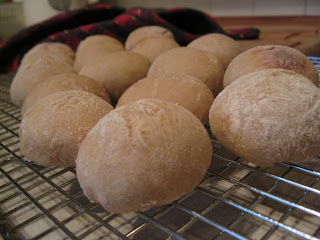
[0,4,259,73]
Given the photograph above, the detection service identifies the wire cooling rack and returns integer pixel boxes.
[1,58,320,240]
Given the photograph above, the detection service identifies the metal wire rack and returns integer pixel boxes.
[1,58,320,240]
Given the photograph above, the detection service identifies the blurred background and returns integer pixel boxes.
[1,0,319,40]
[1,0,320,56]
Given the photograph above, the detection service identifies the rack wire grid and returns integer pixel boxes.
[0,58,320,240]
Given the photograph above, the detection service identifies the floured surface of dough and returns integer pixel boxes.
[21,73,110,116]
[19,90,114,168]
[21,42,75,67]
[210,69,320,167]
[125,26,175,50]
[117,73,214,124]
[74,35,124,72]
[224,45,319,88]
[10,55,74,107]
[76,99,212,213]
[148,47,224,96]
[131,36,180,62]
[187,33,242,69]
[79,51,151,101]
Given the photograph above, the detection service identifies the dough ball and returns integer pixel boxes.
[187,33,242,69]
[21,73,110,117]
[209,69,320,167]
[131,36,179,62]
[19,90,114,168]
[74,35,124,72]
[79,51,151,101]
[148,47,225,96]
[224,45,319,88]
[76,99,212,213]
[125,25,175,50]
[117,73,213,124]
[21,42,75,67]
[10,55,74,108]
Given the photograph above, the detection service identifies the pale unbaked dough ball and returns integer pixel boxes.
[21,73,110,117]
[125,26,175,50]
[10,55,74,108]
[79,51,151,101]
[148,47,225,96]
[19,90,114,168]
[209,69,320,167]
[187,33,242,69]
[223,45,319,88]
[117,73,213,124]
[76,99,212,213]
[20,42,75,67]
[131,36,180,62]
[74,35,124,72]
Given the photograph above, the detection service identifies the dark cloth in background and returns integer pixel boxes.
[0,4,259,73]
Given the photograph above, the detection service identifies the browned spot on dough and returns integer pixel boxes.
[267,46,306,71]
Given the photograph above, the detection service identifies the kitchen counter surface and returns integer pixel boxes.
[216,16,320,56]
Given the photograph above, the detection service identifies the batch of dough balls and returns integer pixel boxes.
[11,25,320,214]
[211,45,320,168]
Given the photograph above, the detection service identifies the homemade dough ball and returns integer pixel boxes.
[187,33,242,69]
[79,51,151,101]
[148,47,225,96]
[10,55,74,108]
[19,90,114,168]
[20,42,75,67]
[21,73,110,117]
[131,36,180,62]
[224,45,319,88]
[74,35,124,72]
[209,69,320,167]
[76,99,212,213]
[117,73,213,124]
[125,25,175,50]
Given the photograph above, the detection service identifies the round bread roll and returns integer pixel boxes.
[209,69,320,167]
[125,26,175,50]
[223,45,319,88]
[74,35,124,72]
[117,73,213,124]
[187,33,242,69]
[20,42,75,67]
[76,99,212,213]
[21,73,110,117]
[19,90,114,168]
[10,55,74,108]
[79,51,151,101]
[148,47,225,96]
[131,36,180,62]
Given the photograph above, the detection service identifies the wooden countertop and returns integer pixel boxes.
[216,16,320,57]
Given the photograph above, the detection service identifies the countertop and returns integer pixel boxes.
[216,16,320,56]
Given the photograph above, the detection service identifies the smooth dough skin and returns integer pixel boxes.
[187,33,242,69]
[209,69,320,167]
[131,36,180,62]
[74,35,124,72]
[20,42,75,67]
[10,55,74,108]
[76,99,213,213]
[223,45,319,88]
[79,51,151,101]
[117,73,214,124]
[147,47,225,96]
[125,26,175,50]
[21,73,111,117]
[19,90,114,168]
